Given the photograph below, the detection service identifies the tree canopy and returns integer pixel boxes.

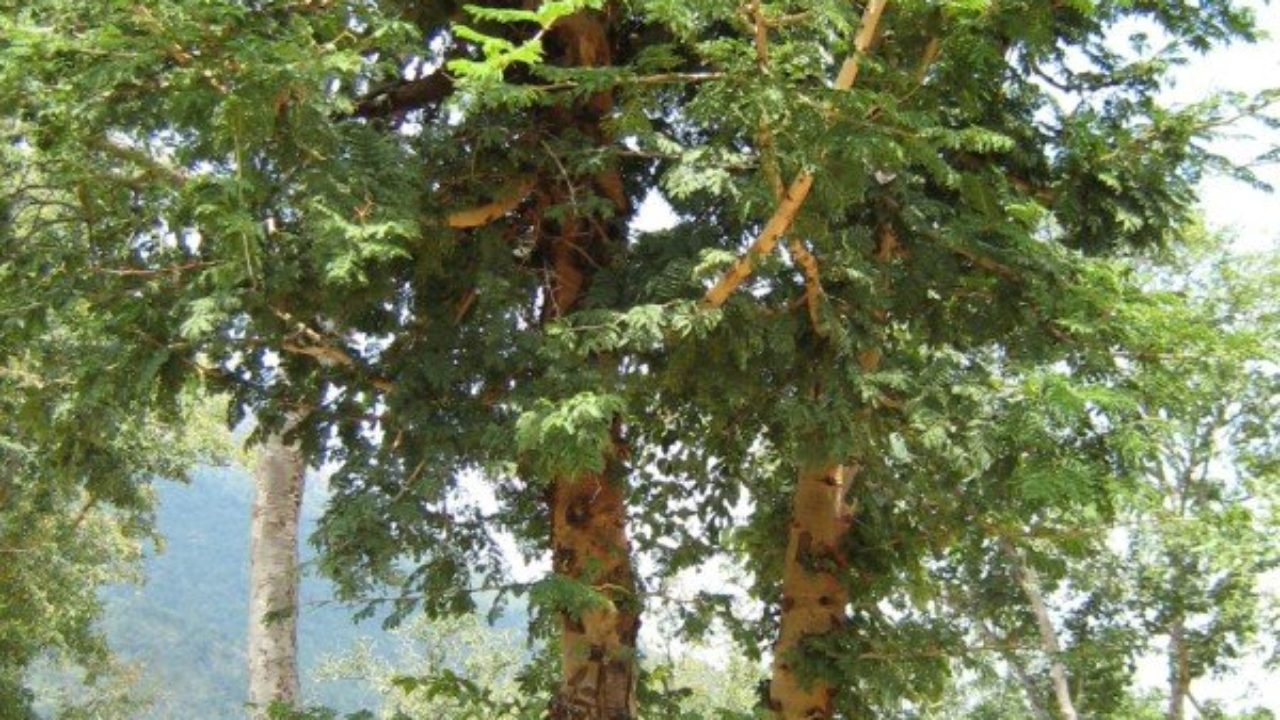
[2,0,1277,717]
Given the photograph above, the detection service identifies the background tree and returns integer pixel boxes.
[1,123,231,715]
[933,244,1278,719]
[248,421,309,717]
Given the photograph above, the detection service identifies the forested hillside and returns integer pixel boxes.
[33,466,381,718]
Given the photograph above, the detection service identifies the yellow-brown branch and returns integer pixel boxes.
[787,237,824,330]
[702,0,889,309]
[444,176,536,229]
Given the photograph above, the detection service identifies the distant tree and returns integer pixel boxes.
[248,422,308,717]
[1123,251,1278,720]
[935,245,1278,719]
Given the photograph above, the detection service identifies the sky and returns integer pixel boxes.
[1171,1,1280,254]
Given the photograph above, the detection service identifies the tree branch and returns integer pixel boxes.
[702,0,889,309]
[443,176,536,229]
[787,237,824,330]
[353,71,454,119]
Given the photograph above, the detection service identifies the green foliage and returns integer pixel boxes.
[0,270,229,710]
[515,392,625,482]
[1,0,1277,715]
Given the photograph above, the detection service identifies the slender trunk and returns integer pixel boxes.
[1005,543,1078,720]
[770,464,853,719]
[247,431,305,716]
[974,620,1053,720]
[1167,452,1198,720]
[549,463,640,719]
[1167,612,1190,720]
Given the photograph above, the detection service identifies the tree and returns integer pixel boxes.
[0,310,226,715]
[1123,250,1278,720]
[2,1,1274,718]
[1,87,233,716]
[248,422,309,717]
[929,244,1278,719]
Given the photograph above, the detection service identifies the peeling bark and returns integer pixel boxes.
[247,431,305,717]
[770,464,853,719]
[533,9,641,716]
[549,467,640,719]
[542,210,640,718]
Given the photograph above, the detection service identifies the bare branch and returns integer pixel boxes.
[444,176,536,229]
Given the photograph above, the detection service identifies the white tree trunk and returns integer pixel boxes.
[247,430,305,716]
[1167,613,1190,720]
[1005,542,1079,720]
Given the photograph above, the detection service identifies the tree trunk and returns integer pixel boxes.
[975,620,1053,720]
[531,10,640,715]
[1167,613,1190,720]
[1005,542,1078,720]
[247,431,305,716]
[549,465,640,719]
[770,464,853,719]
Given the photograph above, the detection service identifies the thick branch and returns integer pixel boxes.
[702,0,888,309]
[353,71,454,119]
[278,341,394,393]
[787,237,824,330]
[273,309,395,393]
[88,137,188,187]
[444,176,535,229]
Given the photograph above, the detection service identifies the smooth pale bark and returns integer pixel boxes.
[975,620,1053,720]
[1167,613,1190,720]
[548,467,640,719]
[770,464,854,719]
[1005,543,1078,720]
[247,431,305,716]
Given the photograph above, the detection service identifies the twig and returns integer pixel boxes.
[92,260,218,277]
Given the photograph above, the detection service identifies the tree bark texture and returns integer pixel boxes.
[534,9,641,716]
[770,464,854,719]
[247,431,305,716]
[549,466,640,719]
